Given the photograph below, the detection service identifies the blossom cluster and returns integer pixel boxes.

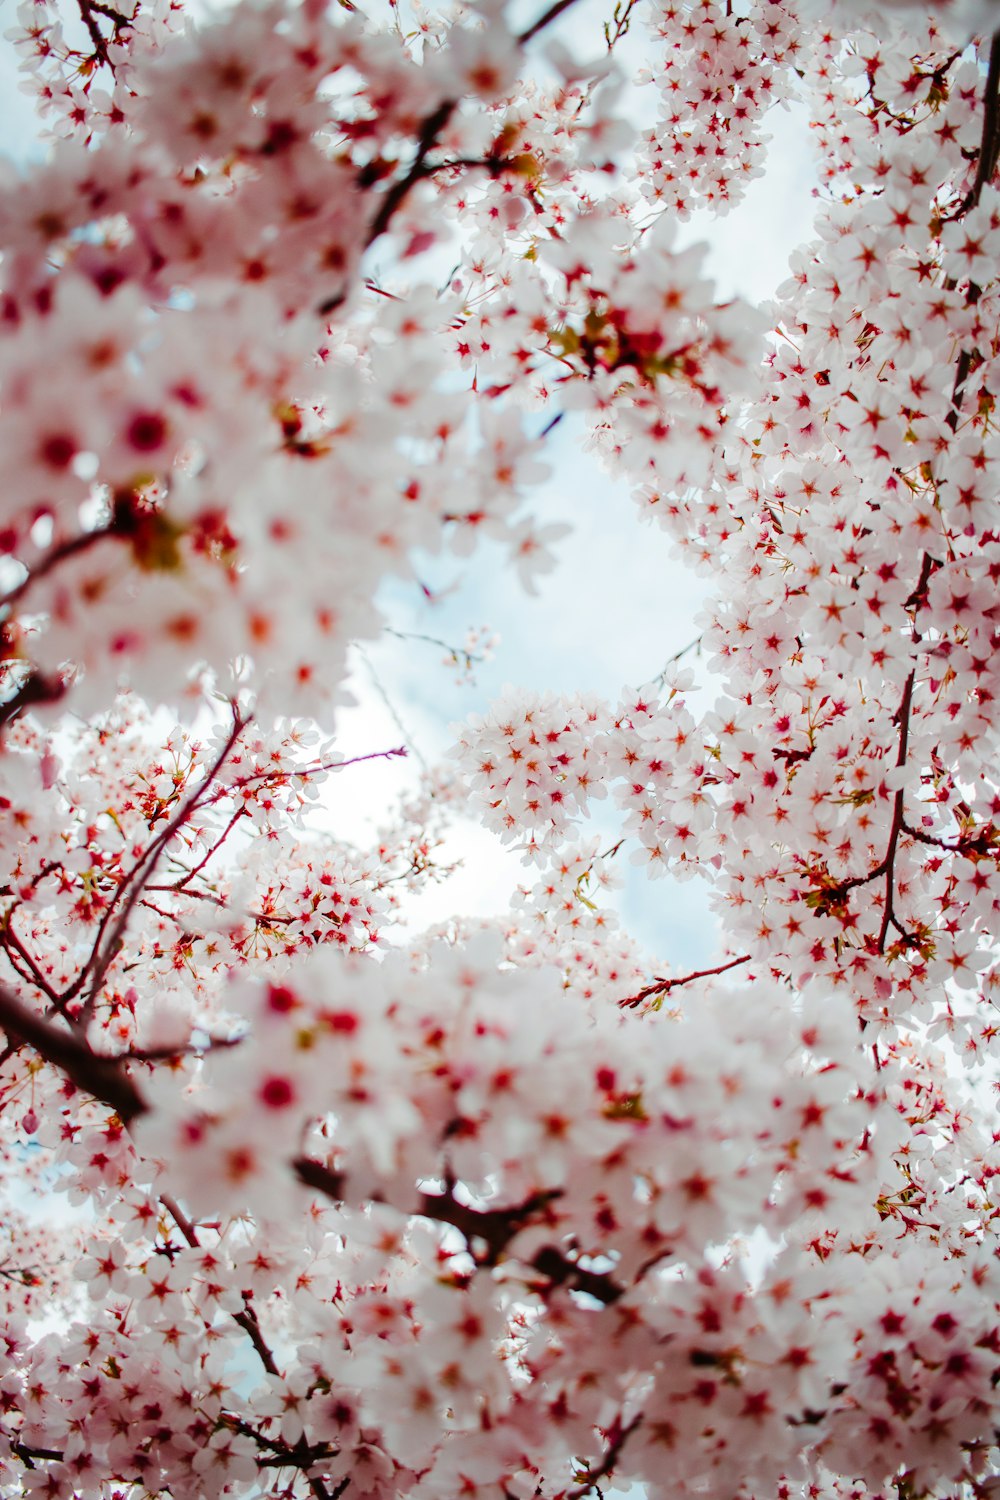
[19,937,993,1500]
[0,0,999,1497]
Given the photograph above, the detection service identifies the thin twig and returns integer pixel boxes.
[67,706,249,1022]
[318,100,455,316]
[517,0,579,44]
[74,0,134,70]
[876,671,915,954]
[0,907,65,1014]
[899,818,998,855]
[295,1158,623,1299]
[567,1413,642,1500]
[639,635,703,693]
[0,671,67,734]
[317,0,584,316]
[356,646,428,772]
[619,953,752,1010]
[145,806,247,897]
[0,527,115,613]
[110,1033,243,1063]
[161,1195,283,1378]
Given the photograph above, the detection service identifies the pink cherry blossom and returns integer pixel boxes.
[0,0,999,1497]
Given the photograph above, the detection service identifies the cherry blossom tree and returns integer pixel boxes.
[0,0,999,1496]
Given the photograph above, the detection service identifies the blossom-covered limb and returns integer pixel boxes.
[70,705,249,1020]
[566,1413,643,1500]
[955,27,1000,215]
[0,980,144,1121]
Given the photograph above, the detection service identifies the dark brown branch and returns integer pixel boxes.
[902,551,935,616]
[517,0,579,43]
[367,96,455,245]
[316,0,584,317]
[317,102,456,317]
[0,527,115,613]
[0,906,65,1013]
[221,1412,333,1466]
[808,543,936,950]
[161,1193,282,1378]
[11,1441,65,1469]
[110,1033,243,1064]
[530,1245,623,1305]
[416,1184,565,1265]
[955,28,1000,216]
[87,0,133,19]
[295,1158,623,1301]
[876,670,915,954]
[899,817,998,855]
[293,1156,348,1203]
[947,345,976,432]
[803,671,919,952]
[0,987,626,1320]
[233,1299,281,1378]
[74,0,134,69]
[295,1156,563,1262]
[0,1262,44,1286]
[12,1434,179,1493]
[0,981,145,1123]
[567,1413,642,1500]
[159,1192,198,1244]
[619,953,751,1010]
[0,925,59,1008]
[222,1412,340,1495]
[0,671,67,734]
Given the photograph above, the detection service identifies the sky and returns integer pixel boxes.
[0,0,820,976]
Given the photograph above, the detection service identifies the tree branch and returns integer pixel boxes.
[0,671,67,734]
[11,1441,65,1470]
[233,1298,282,1378]
[530,1245,624,1305]
[567,1413,642,1500]
[517,0,579,44]
[63,706,249,1021]
[619,953,751,1010]
[295,1158,623,1300]
[899,817,998,855]
[318,102,456,317]
[161,1193,282,1378]
[0,981,145,1123]
[74,0,135,70]
[316,0,584,317]
[0,905,66,1014]
[875,670,915,954]
[144,805,246,897]
[955,28,1000,216]
[0,527,116,613]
